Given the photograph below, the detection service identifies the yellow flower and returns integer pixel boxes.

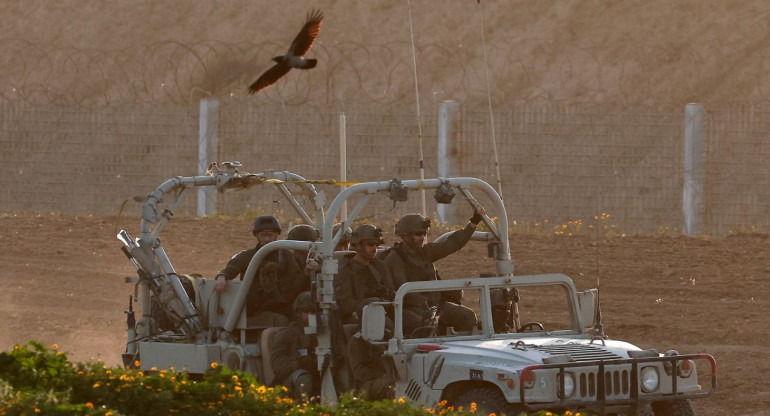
[470,402,477,412]
[13,345,20,351]
[85,402,94,409]
[134,360,141,367]
[210,362,219,368]
[232,375,239,382]
[52,344,59,349]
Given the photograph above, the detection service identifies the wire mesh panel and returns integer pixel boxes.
[2,101,770,235]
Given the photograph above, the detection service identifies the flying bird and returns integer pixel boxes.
[247,9,324,94]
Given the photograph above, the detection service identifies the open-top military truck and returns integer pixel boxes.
[118,162,716,415]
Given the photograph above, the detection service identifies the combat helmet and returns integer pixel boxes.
[252,215,281,235]
[293,291,314,314]
[351,224,384,245]
[395,214,430,235]
[287,224,320,242]
[333,223,352,244]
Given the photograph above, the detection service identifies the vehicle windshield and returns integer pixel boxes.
[399,281,576,339]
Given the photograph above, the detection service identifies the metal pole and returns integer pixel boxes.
[683,103,705,236]
[198,99,219,217]
[339,112,348,221]
[437,101,459,225]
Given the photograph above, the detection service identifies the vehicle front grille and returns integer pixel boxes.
[577,367,631,399]
[531,344,631,400]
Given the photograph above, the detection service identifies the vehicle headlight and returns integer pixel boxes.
[640,366,659,392]
[558,373,575,398]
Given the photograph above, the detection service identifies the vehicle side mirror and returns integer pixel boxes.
[577,289,598,329]
[361,303,387,342]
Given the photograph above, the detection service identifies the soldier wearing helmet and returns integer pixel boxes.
[285,223,321,280]
[268,291,319,399]
[333,223,352,251]
[491,288,514,333]
[213,217,314,324]
[215,215,282,293]
[383,208,485,337]
[213,215,294,324]
[334,224,395,325]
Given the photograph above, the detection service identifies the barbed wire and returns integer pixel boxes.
[4,38,770,110]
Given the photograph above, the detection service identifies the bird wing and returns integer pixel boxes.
[286,9,323,57]
[247,62,291,94]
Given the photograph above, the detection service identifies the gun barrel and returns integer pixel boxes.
[117,230,138,249]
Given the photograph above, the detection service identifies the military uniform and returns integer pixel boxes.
[491,288,515,333]
[334,253,396,324]
[348,335,395,401]
[268,320,319,398]
[383,224,478,336]
[219,245,309,321]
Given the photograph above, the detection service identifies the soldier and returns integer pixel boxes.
[333,223,352,252]
[334,224,395,325]
[278,224,320,314]
[347,333,395,401]
[268,291,319,400]
[383,209,484,337]
[214,215,291,325]
[491,288,514,333]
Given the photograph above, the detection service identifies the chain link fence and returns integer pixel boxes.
[2,39,770,235]
[2,99,769,235]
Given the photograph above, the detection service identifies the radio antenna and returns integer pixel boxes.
[593,190,606,339]
[406,0,427,214]
[476,0,504,200]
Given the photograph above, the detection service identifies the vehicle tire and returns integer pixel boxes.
[454,386,520,416]
[651,399,696,416]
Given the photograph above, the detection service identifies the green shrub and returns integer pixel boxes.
[0,341,586,416]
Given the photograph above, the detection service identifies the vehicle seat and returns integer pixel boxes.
[260,326,285,386]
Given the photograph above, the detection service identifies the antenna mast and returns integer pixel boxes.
[476,0,504,200]
[407,0,427,214]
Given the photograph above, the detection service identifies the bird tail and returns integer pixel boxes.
[301,59,318,69]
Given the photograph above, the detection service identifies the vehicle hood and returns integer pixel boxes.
[430,336,644,370]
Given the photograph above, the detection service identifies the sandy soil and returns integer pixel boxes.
[3,1,770,108]
[1,213,767,415]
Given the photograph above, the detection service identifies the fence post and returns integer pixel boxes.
[437,100,460,225]
[683,103,705,235]
[198,98,219,217]
[339,112,348,222]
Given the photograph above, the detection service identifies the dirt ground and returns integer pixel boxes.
[1,213,768,415]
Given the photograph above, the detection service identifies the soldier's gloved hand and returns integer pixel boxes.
[469,210,483,225]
